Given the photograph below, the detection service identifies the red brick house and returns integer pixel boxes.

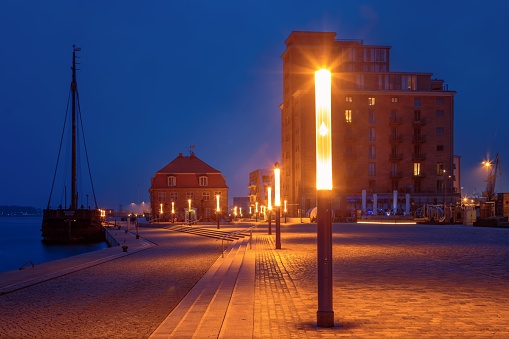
[149,152,229,222]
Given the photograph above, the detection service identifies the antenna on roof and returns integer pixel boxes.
[187,145,196,155]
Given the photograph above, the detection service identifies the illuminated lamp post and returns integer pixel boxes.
[274,162,281,249]
[284,200,287,223]
[188,199,192,226]
[216,194,221,229]
[315,68,334,327]
[159,203,163,222]
[267,186,272,235]
[255,202,259,222]
[171,201,175,223]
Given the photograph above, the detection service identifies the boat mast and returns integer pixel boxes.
[71,45,79,210]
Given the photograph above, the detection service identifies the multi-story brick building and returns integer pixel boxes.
[149,152,228,222]
[280,31,460,217]
[248,168,273,214]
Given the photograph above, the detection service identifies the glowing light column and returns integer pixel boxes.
[171,201,175,223]
[315,69,334,328]
[267,186,272,235]
[274,162,281,249]
[216,194,221,229]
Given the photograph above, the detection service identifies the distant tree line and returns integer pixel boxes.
[0,206,42,216]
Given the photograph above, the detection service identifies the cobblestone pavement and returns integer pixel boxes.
[253,223,509,338]
[0,227,223,339]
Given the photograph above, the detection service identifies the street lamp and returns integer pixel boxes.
[284,200,287,223]
[216,194,220,229]
[159,203,163,222]
[188,199,192,226]
[267,186,272,235]
[274,162,281,249]
[315,68,334,327]
[255,202,259,222]
[171,201,175,223]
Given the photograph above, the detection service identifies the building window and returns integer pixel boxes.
[436,162,444,176]
[414,163,421,176]
[436,145,444,151]
[345,109,352,123]
[414,97,421,107]
[436,97,444,104]
[436,127,445,134]
[414,110,421,121]
[369,145,376,159]
[158,192,166,202]
[167,176,176,186]
[391,163,398,176]
[202,191,210,201]
[368,163,376,176]
[436,110,444,117]
[368,180,376,191]
[170,192,178,202]
[368,97,375,106]
[391,97,398,103]
[186,191,194,200]
[199,176,208,186]
[214,191,222,197]
[346,96,352,102]
[368,127,376,141]
[369,110,375,124]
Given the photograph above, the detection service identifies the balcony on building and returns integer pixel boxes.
[412,153,427,161]
[390,171,403,178]
[412,117,427,126]
[389,153,403,161]
[389,117,403,125]
[412,135,426,143]
[390,134,403,143]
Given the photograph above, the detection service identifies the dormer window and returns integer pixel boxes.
[199,176,208,186]
[168,176,176,187]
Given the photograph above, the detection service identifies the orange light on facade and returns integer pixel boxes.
[284,200,287,213]
[171,201,175,214]
[159,203,163,214]
[216,194,220,212]
[315,69,332,190]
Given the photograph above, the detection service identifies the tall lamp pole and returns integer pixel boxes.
[274,162,281,249]
[267,186,272,235]
[171,201,175,223]
[188,199,192,226]
[216,194,220,229]
[315,68,334,327]
[255,202,258,222]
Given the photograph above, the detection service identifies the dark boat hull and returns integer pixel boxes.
[42,208,104,243]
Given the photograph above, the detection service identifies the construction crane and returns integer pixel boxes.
[482,153,501,202]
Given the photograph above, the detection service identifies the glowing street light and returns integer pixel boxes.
[171,201,175,223]
[274,162,281,249]
[267,186,272,235]
[315,68,334,328]
[160,203,163,222]
[216,194,221,229]
[188,199,192,226]
[255,202,259,222]
[284,200,287,223]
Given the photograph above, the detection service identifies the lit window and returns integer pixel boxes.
[436,127,445,135]
[202,191,210,201]
[346,96,352,102]
[368,97,375,106]
[345,109,352,123]
[436,162,444,176]
[414,163,421,176]
[199,176,208,186]
[167,176,176,186]
[391,97,398,103]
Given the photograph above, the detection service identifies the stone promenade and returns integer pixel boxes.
[1,222,509,338]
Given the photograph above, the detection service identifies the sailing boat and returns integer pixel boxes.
[41,46,103,243]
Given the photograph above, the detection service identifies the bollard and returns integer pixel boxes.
[122,245,128,252]
[250,229,252,249]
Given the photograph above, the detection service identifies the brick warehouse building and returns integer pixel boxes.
[149,152,228,222]
[280,31,460,218]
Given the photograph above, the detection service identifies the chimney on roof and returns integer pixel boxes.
[190,152,195,158]
[178,153,183,158]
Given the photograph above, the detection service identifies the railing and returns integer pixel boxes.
[389,153,403,161]
[412,118,426,125]
[389,117,403,125]
[412,153,426,161]
[389,135,403,143]
[412,135,426,143]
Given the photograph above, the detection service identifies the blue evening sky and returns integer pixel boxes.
[1,1,508,210]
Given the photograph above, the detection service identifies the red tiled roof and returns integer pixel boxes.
[157,153,220,174]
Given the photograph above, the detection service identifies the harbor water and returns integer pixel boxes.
[0,216,108,273]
